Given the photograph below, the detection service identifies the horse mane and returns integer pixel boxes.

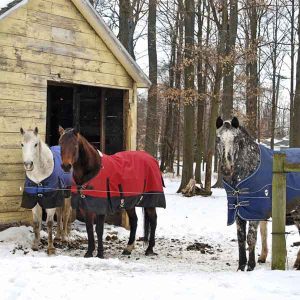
[238,125,256,142]
[77,133,102,169]
[62,129,101,185]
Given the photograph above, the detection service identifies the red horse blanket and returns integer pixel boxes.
[71,151,166,215]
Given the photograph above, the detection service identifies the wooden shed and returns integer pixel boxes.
[0,0,150,225]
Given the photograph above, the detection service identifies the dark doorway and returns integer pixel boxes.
[46,83,125,154]
[104,89,124,154]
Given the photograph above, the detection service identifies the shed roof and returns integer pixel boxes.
[0,0,151,88]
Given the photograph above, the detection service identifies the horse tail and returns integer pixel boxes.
[143,208,150,245]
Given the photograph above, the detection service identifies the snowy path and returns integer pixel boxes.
[0,178,299,300]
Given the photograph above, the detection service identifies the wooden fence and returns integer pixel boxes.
[272,152,300,270]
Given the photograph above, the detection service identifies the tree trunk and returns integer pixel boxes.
[195,0,205,184]
[205,64,223,192]
[290,0,295,147]
[222,0,238,120]
[293,0,300,147]
[245,1,258,139]
[145,0,158,156]
[270,1,279,150]
[119,0,135,59]
[160,9,181,173]
[178,0,195,192]
[204,0,227,193]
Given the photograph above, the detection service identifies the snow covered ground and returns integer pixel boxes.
[0,177,299,300]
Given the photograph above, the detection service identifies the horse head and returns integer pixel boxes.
[216,116,260,184]
[58,126,79,172]
[215,117,241,179]
[20,127,41,171]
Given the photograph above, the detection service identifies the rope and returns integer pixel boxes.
[20,185,175,196]
[18,186,278,198]
[19,185,274,198]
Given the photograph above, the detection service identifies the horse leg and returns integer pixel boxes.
[62,197,72,242]
[122,208,138,255]
[55,207,63,241]
[236,216,247,271]
[247,221,259,271]
[293,221,300,269]
[31,204,42,251]
[95,214,105,258]
[84,211,95,258]
[145,208,158,256]
[258,221,268,263]
[45,208,56,255]
[68,209,77,234]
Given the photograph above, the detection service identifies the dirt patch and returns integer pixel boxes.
[187,242,214,254]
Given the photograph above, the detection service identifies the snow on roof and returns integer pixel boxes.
[0,0,16,10]
[0,0,27,18]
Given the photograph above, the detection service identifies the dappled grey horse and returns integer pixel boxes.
[20,127,72,254]
[216,117,300,271]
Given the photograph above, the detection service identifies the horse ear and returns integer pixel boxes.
[231,117,239,128]
[58,125,64,136]
[216,117,223,129]
[73,126,79,136]
[20,127,24,135]
[34,127,39,135]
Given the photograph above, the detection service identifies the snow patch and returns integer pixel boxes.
[0,178,299,299]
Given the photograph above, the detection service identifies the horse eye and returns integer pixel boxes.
[21,143,24,147]
[34,143,38,147]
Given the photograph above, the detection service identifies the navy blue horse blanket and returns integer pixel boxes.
[223,144,300,225]
[21,146,72,209]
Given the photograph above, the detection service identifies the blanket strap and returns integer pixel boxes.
[118,184,125,209]
[227,188,250,196]
[228,201,250,209]
[136,179,147,205]
[78,184,87,199]
[107,178,113,212]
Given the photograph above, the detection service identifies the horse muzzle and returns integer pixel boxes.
[221,165,233,177]
[23,161,34,171]
[61,163,72,172]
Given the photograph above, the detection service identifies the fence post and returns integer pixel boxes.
[272,152,286,270]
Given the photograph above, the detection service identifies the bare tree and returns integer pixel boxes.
[178,0,196,191]
[145,0,158,156]
[293,0,300,146]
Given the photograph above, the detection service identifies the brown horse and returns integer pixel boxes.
[58,127,166,258]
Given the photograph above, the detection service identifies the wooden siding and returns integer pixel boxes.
[0,0,134,224]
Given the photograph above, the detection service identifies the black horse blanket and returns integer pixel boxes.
[223,145,300,225]
[71,151,166,215]
[21,146,72,209]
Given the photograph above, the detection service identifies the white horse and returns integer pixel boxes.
[20,127,72,254]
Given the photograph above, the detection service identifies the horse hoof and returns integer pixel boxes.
[247,266,255,271]
[84,252,93,258]
[96,253,104,259]
[293,261,300,269]
[145,249,158,256]
[258,258,266,264]
[31,245,39,251]
[237,265,246,271]
[122,249,132,255]
[47,248,56,255]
